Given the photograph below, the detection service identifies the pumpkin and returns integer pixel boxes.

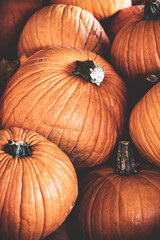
[49,0,132,20]
[18,4,110,65]
[111,0,160,98]
[0,0,50,60]
[0,127,78,240]
[0,46,128,169]
[129,80,160,168]
[104,5,144,42]
[74,141,160,240]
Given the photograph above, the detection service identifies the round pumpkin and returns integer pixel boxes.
[49,0,131,20]
[0,0,49,60]
[0,127,78,240]
[111,0,160,98]
[129,81,160,168]
[74,141,160,240]
[104,5,144,42]
[0,46,128,169]
[18,4,110,64]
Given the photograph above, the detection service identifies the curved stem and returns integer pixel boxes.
[73,60,105,86]
[144,0,160,20]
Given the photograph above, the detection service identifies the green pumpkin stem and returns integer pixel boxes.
[4,140,32,157]
[116,141,138,175]
[73,60,105,86]
[144,0,160,20]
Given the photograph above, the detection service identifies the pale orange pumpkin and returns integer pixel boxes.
[129,81,160,168]
[18,4,110,64]
[0,46,128,169]
[49,0,132,20]
[0,127,78,240]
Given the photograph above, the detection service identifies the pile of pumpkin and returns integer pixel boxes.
[0,0,160,239]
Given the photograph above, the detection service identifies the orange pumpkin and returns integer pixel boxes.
[49,0,131,20]
[18,4,110,64]
[104,5,144,41]
[129,81,160,168]
[0,0,49,60]
[74,141,160,240]
[111,0,160,98]
[0,46,128,169]
[0,127,78,240]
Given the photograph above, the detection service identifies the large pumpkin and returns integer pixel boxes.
[111,0,160,98]
[129,81,160,168]
[104,5,144,42]
[0,47,128,169]
[74,141,160,240]
[0,0,49,60]
[0,127,78,240]
[18,4,110,64]
[49,0,131,20]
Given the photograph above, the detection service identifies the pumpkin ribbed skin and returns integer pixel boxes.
[0,127,78,240]
[0,47,128,169]
[129,82,160,167]
[111,9,160,96]
[50,0,131,20]
[105,5,144,41]
[75,163,160,240]
[18,4,110,64]
[0,0,44,60]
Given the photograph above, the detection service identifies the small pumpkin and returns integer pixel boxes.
[111,0,160,98]
[0,127,78,240]
[104,5,144,42]
[0,0,49,60]
[0,46,128,169]
[49,0,132,20]
[74,141,160,240]
[129,80,160,168]
[18,4,110,64]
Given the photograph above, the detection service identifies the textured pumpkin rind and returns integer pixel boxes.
[111,10,160,95]
[129,83,160,167]
[18,4,110,64]
[50,0,131,20]
[75,164,160,240]
[106,5,144,41]
[0,47,128,169]
[0,127,78,240]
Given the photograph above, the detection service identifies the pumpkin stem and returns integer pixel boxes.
[4,140,32,157]
[146,74,159,83]
[73,60,105,86]
[144,0,160,20]
[116,141,138,175]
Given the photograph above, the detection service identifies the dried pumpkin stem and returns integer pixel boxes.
[144,0,160,20]
[73,60,105,86]
[116,141,138,175]
[4,140,32,157]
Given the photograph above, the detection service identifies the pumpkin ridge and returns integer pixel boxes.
[82,11,94,50]
[3,72,75,129]
[67,83,92,160]
[27,75,78,132]
[152,19,160,67]
[22,156,45,239]
[1,157,21,239]
[58,81,83,147]
[136,174,160,195]
[73,85,101,166]
[41,77,81,140]
[73,6,81,48]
